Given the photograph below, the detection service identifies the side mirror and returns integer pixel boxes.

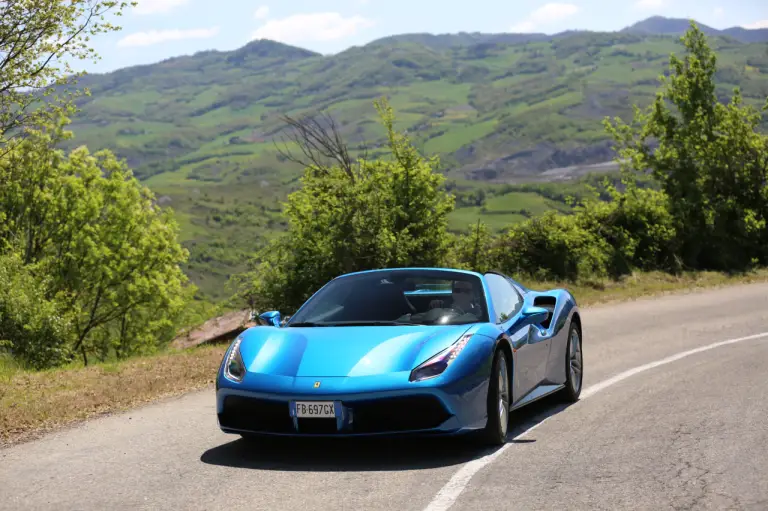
[518,306,549,328]
[259,310,281,327]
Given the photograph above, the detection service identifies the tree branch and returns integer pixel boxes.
[273,111,357,182]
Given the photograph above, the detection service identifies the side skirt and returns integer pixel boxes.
[509,383,565,412]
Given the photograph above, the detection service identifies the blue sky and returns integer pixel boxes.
[82,0,768,74]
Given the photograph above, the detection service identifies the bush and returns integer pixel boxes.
[0,121,193,367]
[574,183,680,276]
[0,253,74,370]
[236,98,455,313]
[494,211,611,282]
[448,180,679,283]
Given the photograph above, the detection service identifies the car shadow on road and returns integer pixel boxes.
[200,393,576,472]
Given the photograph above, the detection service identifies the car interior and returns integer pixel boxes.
[296,275,487,324]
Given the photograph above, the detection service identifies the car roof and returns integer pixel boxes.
[333,267,485,279]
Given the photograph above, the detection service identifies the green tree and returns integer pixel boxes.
[0,121,193,366]
[451,220,497,274]
[605,22,768,270]
[236,98,455,313]
[574,181,679,276]
[494,211,611,282]
[1,0,135,150]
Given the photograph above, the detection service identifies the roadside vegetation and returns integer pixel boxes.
[1,3,767,446]
[235,24,768,314]
[0,1,205,372]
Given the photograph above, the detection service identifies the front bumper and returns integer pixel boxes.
[216,382,489,438]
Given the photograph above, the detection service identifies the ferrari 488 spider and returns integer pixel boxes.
[216,267,583,445]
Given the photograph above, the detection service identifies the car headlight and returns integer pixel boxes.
[409,333,472,382]
[224,336,246,382]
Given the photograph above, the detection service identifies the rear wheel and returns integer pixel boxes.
[477,348,510,446]
[560,320,583,402]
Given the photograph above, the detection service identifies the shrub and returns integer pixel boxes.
[0,253,74,370]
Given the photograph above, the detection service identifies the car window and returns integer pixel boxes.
[484,273,524,323]
[287,269,490,326]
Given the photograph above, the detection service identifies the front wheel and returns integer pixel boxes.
[560,320,583,402]
[477,349,510,446]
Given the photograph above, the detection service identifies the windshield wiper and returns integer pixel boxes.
[288,320,416,327]
[286,321,333,327]
[293,320,414,327]
[331,321,414,326]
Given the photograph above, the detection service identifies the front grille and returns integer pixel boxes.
[219,394,453,435]
[218,395,294,433]
[348,395,452,433]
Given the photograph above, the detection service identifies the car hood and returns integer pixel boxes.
[237,324,475,378]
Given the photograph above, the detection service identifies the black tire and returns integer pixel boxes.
[559,319,583,402]
[477,348,510,446]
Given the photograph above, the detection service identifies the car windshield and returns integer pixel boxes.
[287,269,489,326]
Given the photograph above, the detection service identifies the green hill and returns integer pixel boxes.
[60,18,768,301]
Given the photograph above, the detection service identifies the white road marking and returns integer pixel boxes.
[423,330,768,511]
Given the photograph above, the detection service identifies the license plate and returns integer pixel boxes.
[295,401,335,418]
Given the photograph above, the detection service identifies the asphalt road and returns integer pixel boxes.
[3,282,768,511]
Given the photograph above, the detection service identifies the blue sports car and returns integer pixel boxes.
[215,267,583,445]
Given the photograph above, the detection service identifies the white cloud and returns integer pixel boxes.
[117,27,220,47]
[510,3,580,33]
[254,6,270,20]
[713,7,724,17]
[133,0,189,15]
[743,20,768,29]
[252,12,375,44]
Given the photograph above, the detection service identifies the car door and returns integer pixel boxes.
[484,273,549,404]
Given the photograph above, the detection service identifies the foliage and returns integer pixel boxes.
[0,120,193,368]
[448,180,680,283]
[235,98,455,313]
[573,182,679,276]
[449,220,497,274]
[0,0,135,149]
[0,251,74,369]
[605,22,768,271]
[494,211,612,282]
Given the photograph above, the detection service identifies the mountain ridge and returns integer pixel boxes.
[73,16,768,82]
[621,16,768,43]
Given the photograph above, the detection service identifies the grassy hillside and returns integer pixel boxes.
[60,22,768,301]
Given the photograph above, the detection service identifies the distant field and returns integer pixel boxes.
[446,180,602,232]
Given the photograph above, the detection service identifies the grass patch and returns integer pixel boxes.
[423,119,496,154]
[3,268,768,448]
[0,343,228,448]
[447,191,573,232]
[448,206,528,232]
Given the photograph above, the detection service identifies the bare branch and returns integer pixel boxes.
[272,111,357,181]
